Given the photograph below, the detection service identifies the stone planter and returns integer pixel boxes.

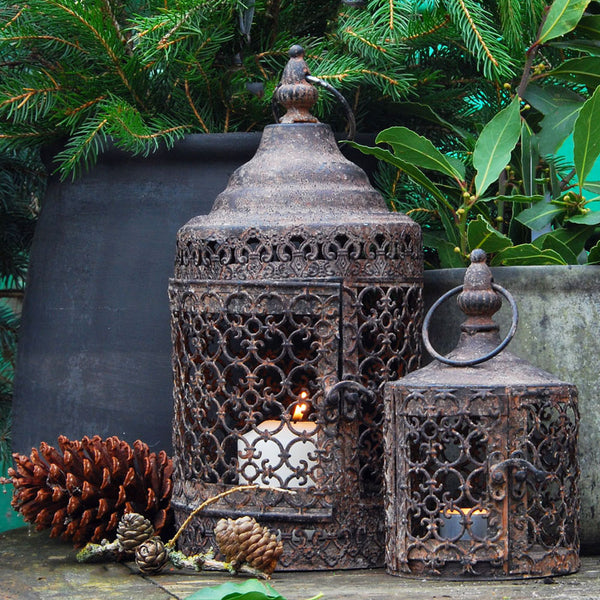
[424,265,600,551]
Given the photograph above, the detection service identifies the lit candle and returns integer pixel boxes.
[439,508,488,541]
[238,396,317,488]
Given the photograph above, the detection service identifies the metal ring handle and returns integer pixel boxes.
[422,283,518,367]
[305,75,356,140]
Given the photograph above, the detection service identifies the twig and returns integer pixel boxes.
[167,484,295,548]
[517,6,550,99]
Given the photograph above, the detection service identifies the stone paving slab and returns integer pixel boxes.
[2,528,600,600]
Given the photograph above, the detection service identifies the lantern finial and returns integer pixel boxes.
[457,250,502,332]
[274,45,319,124]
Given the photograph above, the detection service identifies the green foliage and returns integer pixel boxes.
[0,140,44,473]
[0,0,563,179]
[183,579,322,600]
[354,0,600,268]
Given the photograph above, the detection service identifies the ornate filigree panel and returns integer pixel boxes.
[174,225,422,282]
[506,387,580,576]
[385,384,579,579]
[170,274,423,570]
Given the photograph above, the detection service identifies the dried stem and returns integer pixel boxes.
[167,484,295,548]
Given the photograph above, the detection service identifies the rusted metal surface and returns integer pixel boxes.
[384,250,579,579]
[169,48,423,570]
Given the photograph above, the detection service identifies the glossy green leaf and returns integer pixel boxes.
[573,85,600,189]
[588,240,600,263]
[184,579,286,600]
[515,198,565,229]
[548,56,600,90]
[375,127,463,181]
[494,244,567,265]
[537,0,591,45]
[533,233,579,263]
[583,180,600,193]
[524,84,584,155]
[520,120,537,195]
[566,210,600,225]
[485,194,544,204]
[473,97,521,197]
[547,39,600,54]
[422,232,466,267]
[467,215,513,253]
[539,225,596,255]
[576,14,600,38]
[348,141,454,211]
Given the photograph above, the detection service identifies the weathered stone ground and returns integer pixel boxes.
[1,527,600,600]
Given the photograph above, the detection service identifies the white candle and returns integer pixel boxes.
[439,508,488,541]
[238,403,317,488]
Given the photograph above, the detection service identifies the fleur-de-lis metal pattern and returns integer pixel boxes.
[169,221,423,570]
[385,385,580,578]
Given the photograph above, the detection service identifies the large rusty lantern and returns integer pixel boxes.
[168,47,423,570]
[384,250,579,579]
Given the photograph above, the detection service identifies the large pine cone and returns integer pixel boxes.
[214,516,283,575]
[116,512,155,551]
[9,435,173,546]
[135,537,169,574]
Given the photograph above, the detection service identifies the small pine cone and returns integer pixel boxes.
[241,523,283,575]
[135,537,169,574]
[116,512,155,551]
[215,517,240,566]
[214,516,282,575]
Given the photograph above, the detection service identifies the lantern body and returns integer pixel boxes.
[384,253,579,579]
[169,122,423,569]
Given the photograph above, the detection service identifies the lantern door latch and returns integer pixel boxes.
[489,451,550,500]
[324,379,375,422]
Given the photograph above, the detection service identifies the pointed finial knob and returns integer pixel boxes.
[457,250,502,321]
[274,45,319,124]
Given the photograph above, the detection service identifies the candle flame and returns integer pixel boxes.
[292,403,308,420]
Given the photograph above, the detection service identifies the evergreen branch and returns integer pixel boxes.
[111,119,190,141]
[0,87,56,111]
[101,0,132,56]
[442,0,514,80]
[64,96,107,117]
[49,1,145,108]
[55,117,109,180]
[402,15,451,42]
[455,0,499,69]
[0,131,48,141]
[389,0,395,30]
[1,7,25,30]
[157,1,230,50]
[1,35,84,52]
[184,78,210,133]
[344,27,389,54]
[360,68,400,86]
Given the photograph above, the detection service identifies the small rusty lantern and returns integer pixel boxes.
[384,250,579,579]
[168,46,423,570]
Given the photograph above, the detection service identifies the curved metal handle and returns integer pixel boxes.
[305,75,356,140]
[324,379,374,421]
[422,283,518,367]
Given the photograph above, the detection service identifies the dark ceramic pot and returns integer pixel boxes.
[12,134,261,456]
[12,132,377,457]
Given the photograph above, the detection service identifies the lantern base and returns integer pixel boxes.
[171,480,386,571]
[388,548,580,580]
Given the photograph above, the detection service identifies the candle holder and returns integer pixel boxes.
[384,250,579,579]
[169,47,423,570]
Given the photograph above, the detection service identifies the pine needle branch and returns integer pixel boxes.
[49,1,145,108]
